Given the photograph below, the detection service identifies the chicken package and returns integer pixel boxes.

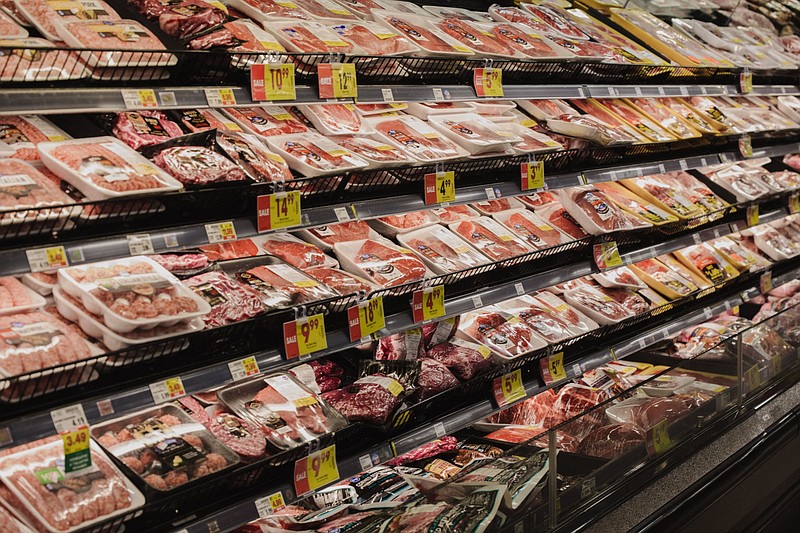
[0,276,44,315]
[625,98,701,140]
[296,220,380,252]
[472,197,525,216]
[0,158,74,221]
[187,20,286,59]
[254,232,338,270]
[449,217,531,261]
[306,266,378,296]
[368,210,439,238]
[38,137,183,200]
[235,261,338,308]
[0,115,70,160]
[457,307,547,361]
[558,186,648,235]
[425,338,493,381]
[431,18,518,58]
[546,113,637,145]
[216,131,294,183]
[92,405,239,493]
[0,437,144,533]
[591,266,646,291]
[333,238,428,288]
[372,10,473,56]
[223,106,307,139]
[397,225,490,274]
[328,19,421,56]
[16,0,118,41]
[270,20,359,53]
[54,19,176,68]
[492,209,572,250]
[427,113,521,155]
[577,423,645,459]
[369,115,468,162]
[297,104,371,136]
[58,257,209,333]
[266,133,368,177]
[593,181,678,227]
[404,102,476,120]
[629,258,698,301]
[331,136,415,168]
[184,271,265,328]
[218,372,347,450]
[0,310,96,378]
[0,38,90,82]
[111,111,183,150]
[563,284,636,325]
[620,175,701,220]
[154,146,248,186]
[495,294,577,344]
[674,243,740,286]
[431,204,480,224]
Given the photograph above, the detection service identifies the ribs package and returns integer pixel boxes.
[457,307,547,362]
[492,209,572,250]
[216,131,293,183]
[92,404,240,492]
[154,146,248,186]
[111,111,183,150]
[0,438,144,533]
[558,186,650,235]
[218,372,347,451]
[0,159,75,222]
[0,115,70,160]
[448,217,532,261]
[266,133,369,177]
[233,259,338,308]
[253,232,338,270]
[57,256,210,333]
[396,225,490,274]
[369,115,469,162]
[38,137,183,200]
[184,271,265,328]
[333,238,429,288]
[428,113,522,155]
[0,38,90,82]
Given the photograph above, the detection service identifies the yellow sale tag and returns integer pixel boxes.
[349,296,385,341]
[493,369,525,407]
[747,205,759,227]
[474,67,503,98]
[548,352,567,382]
[651,418,671,454]
[413,285,445,322]
[61,426,89,456]
[594,241,623,270]
[138,89,158,108]
[739,70,753,94]
[522,160,545,191]
[251,63,296,101]
[333,64,357,98]
[294,444,339,495]
[257,191,301,232]
[424,171,456,204]
[165,377,185,397]
[284,314,327,358]
[46,246,68,268]
[789,194,800,215]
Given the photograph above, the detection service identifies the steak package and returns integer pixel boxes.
[112,111,183,150]
[372,10,474,57]
[297,221,380,252]
[298,104,371,136]
[306,267,378,296]
[234,260,338,308]
[223,106,307,138]
[254,232,338,270]
[396,225,491,274]
[369,211,439,238]
[331,135,416,168]
[449,217,532,261]
[425,338,494,381]
[369,115,468,162]
[492,209,572,250]
[92,404,240,492]
[154,146,247,185]
[334,238,429,288]
[329,19,421,56]
[458,307,547,361]
[266,133,369,177]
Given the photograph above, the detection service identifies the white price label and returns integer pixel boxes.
[432,88,444,101]
[514,283,524,295]
[50,404,88,434]
[472,295,483,308]
[434,422,446,437]
[228,356,260,381]
[333,207,351,222]
[126,234,154,256]
[359,454,373,470]
[205,88,237,107]
[159,91,177,107]
[205,221,237,243]
[703,308,713,319]
[381,88,394,102]
[679,160,689,171]
[485,187,497,200]
[692,233,702,245]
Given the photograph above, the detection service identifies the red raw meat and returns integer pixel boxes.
[571,188,632,232]
[542,206,587,239]
[0,277,32,310]
[112,111,183,150]
[425,341,493,380]
[225,107,307,137]
[542,384,610,440]
[189,20,278,52]
[435,18,514,56]
[376,14,459,53]
[352,239,427,288]
[277,136,362,173]
[236,0,309,19]
[216,132,293,183]
[306,267,374,296]
[635,396,693,430]
[474,199,516,214]
[252,383,330,445]
[406,235,483,272]
[288,359,344,393]
[321,374,405,425]
[331,21,418,55]
[207,412,266,461]
[303,104,362,135]
[176,109,230,132]
[596,286,650,315]
[336,136,410,164]
[523,5,589,40]
[578,423,645,459]
[432,205,475,223]
[548,37,621,61]
[488,388,556,426]
[489,6,551,34]
[377,212,434,230]
[415,358,458,400]
[565,285,633,323]
[451,219,529,261]
[308,221,372,246]
[237,264,336,307]
[157,0,226,39]
[258,237,328,269]
[484,426,545,444]
[199,239,260,261]
[519,191,557,208]
[295,0,358,19]
[386,436,458,466]
[375,118,462,161]
[184,271,265,328]
[0,158,72,214]
[464,310,540,357]
[154,146,247,185]
[505,212,564,249]
[514,301,575,342]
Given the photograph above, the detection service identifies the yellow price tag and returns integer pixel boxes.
[739,135,753,158]
[205,221,237,243]
[493,369,525,407]
[348,296,385,341]
[789,194,800,215]
[474,67,503,98]
[318,63,358,99]
[294,444,339,495]
[747,205,759,227]
[165,377,185,397]
[257,191,301,232]
[424,171,456,205]
[413,285,445,322]
[740,69,753,94]
[26,246,68,272]
[251,63,296,101]
[650,418,671,455]
[284,314,327,359]
[521,160,545,190]
[61,426,91,473]
[546,352,567,383]
[594,241,623,270]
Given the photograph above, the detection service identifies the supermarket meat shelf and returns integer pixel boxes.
[171,264,800,533]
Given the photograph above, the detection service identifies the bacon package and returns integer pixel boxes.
[492,209,571,250]
[266,133,368,177]
[458,307,547,361]
[223,106,307,139]
[369,115,468,162]
[184,271,265,328]
[333,238,428,288]
[216,131,293,183]
[236,261,338,308]
[397,225,490,274]
[154,146,247,185]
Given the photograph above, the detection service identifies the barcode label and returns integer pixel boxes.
[127,234,154,256]
[51,404,88,433]
[381,88,394,102]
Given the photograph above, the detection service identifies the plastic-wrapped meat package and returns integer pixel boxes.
[593,182,678,226]
[504,123,564,154]
[298,220,377,251]
[298,104,367,136]
[216,131,293,183]
[542,384,610,440]
[486,22,573,59]
[0,158,74,220]
[597,99,678,143]
[493,209,571,250]
[371,211,438,237]
[188,20,286,58]
[626,98,701,140]
[496,295,577,343]
[112,111,183,150]
[534,291,599,334]
[518,99,577,122]
[329,20,420,56]
[333,136,414,167]
[0,502,30,533]
[154,147,247,185]
[0,7,25,36]
[184,271,265,328]
[563,285,636,325]
[375,328,423,360]
[660,98,720,134]
[156,0,226,39]
[288,359,345,394]
[546,113,637,145]
[386,436,459,467]
[16,0,118,40]
[565,8,666,64]
[226,0,311,22]
[519,3,589,40]
[266,133,368,177]
[199,239,260,261]
[223,106,307,138]
[483,426,545,444]
[271,21,358,53]
[558,186,647,235]
[577,423,645,459]
[0,115,70,160]
[670,171,729,215]
[710,237,765,271]
[414,359,458,401]
[595,286,651,315]
[517,191,557,211]
[634,396,694,430]
[256,233,334,270]
[306,267,377,296]
[449,217,531,261]
[55,20,176,68]
[322,373,407,425]
[237,263,337,308]
[686,96,733,130]
[488,388,556,426]
[570,99,649,143]
[431,204,479,224]
[397,225,490,274]
[0,438,143,532]
[0,311,94,377]
[372,10,471,56]
[334,239,427,288]
[433,18,516,57]
[422,317,459,348]
[458,307,546,360]
[742,323,794,366]
[425,338,493,380]
[146,253,208,274]
[630,258,698,300]
[620,175,701,220]
[783,153,800,172]
[428,113,521,155]
[175,109,239,133]
[699,164,771,202]
[370,115,467,162]
[488,5,556,35]
[674,244,737,285]
[0,38,89,82]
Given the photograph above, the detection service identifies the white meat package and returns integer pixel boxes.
[396,225,491,274]
[457,306,547,362]
[492,209,572,250]
[265,132,368,177]
[333,238,431,288]
[563,284,637,325]
[428,113,522,155]
[558,186,649,235]
[448,217,532,261]
[368,115,469,162]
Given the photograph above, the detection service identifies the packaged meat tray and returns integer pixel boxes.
[495,294,579,344]
[328,19,421,56]
[431,18,518,58]
[331,136,415,168]
[620,176,701,220]
[92,404,239,493]
[422,5,491,21]
[369,115,469,163]
[449,217,532,261]
[216,131,294,183]
[750,225,797,261]
[492,209,571,250]
[57,256,211,333]
[252,232,338,270]
[112,111,182,150]
[563,284,636,325]
[594,99,678,143]
[427,113,522,155]
[472,197,525,216]
[176,109,241,133]
[297,104,372,136]
[518,99,578,122]
[222,106,307,139]
[626,98,702,140]
[0,8,26,37]
[0,438,144,533]
[188,20,286,60]
[355,103,408,116]
[591,265,646,291]
[321,372,410,426]
[271,20,359,53]
[22,271,57,296]
[396,225,490,274]
[534,290,598,334]
[570,99,649,143]
[709,236,766,271]
[231,258,338,308]
[546,114,637,146]
[38,137,183,200]
[0,502,34,533]
[295,220,380,252]
[183,271,265,328]
[0,276,45,315]
[404,102,476,120]
[15,0,119,41]
[503,123,564,154]
[593,181,678,227]
[305,266,378,296]
[661,98,721,134]
[154,146,247,186]
[558,186,648,235]
[371,9,475,56]
[0,38,90,82]
[0,158,76,223]
[673,244,738,285]
[333,238,429,288]
[518,190,558,209]
[291,0,357,21]
[425,338,494,381]
[368,210,439,238]
[0,115,70,161]
[431,204,479,224]
[479,21,574,59]
[266,133,368,177]
[536,202,588,240]
[54,19,177,68]
[470,100,517,116]
[519,2,590,41]
[457,307,547,361]
[218,372,347,450]
[52,286,204,352]
[155,0,225,39]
